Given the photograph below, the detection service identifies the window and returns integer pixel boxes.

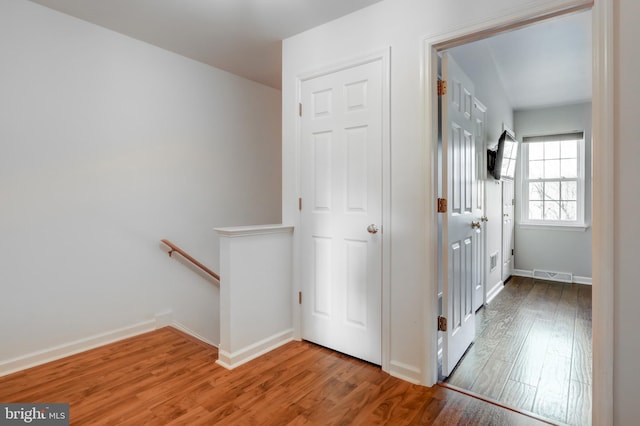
[520,132,585,226]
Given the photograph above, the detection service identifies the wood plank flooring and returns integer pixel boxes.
[444,276,592,425]
[0,327,551,425]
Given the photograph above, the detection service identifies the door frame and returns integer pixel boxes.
[423,1,613,424]
[294,47,392,373]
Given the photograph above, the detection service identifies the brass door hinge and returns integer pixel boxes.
[298,291,302,305]
[437,80,447,96]
[298,197,302,211]
[437,198,447,213]
[438,316,447,332]
[299,103,302,117]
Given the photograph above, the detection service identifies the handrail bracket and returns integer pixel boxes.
[161,239,220,282]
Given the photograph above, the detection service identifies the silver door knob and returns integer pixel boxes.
[480,216,489,222]
[367,224,379,234]
[471,221,481,229]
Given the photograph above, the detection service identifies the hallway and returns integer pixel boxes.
[445,276,592,425]
[0,327,550,425]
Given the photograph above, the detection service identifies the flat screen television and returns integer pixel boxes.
[487,130,518,180]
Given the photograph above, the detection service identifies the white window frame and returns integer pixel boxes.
[519,131,587,229]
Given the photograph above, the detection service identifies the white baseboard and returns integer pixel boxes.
[0,311,224,378]
[513,269,533,278]
[486,280,504,304]
[0,319,157,378]
[514,269,592,285]
[171,321,218,347]
[216,329,294,370]
[389,360,422,385]
[573,276,593,285]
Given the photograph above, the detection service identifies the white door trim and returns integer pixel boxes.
[294,47,392,373]
[422,1,613,424]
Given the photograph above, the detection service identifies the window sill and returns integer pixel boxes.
[517,222,591,232]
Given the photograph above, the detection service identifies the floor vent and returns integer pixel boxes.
[532,269,573,283]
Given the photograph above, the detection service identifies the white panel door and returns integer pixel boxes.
[502,180,515,280]
[472,99,487,312]
[441,53,477,377]
[300,59,383,365]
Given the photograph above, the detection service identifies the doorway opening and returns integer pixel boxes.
[435,8,593,426]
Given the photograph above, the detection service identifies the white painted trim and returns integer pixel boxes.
[574,275,592,286]
[514,269,593,286]
[389,360,422,385]
[380,47,393,379]
[485,280,505,304]
[0,310,223,378]
[516,224,590,232]
[422,28,441,390]
[216,329,294,370]
[171,321,218,347]
[294,47,392,375]
[426,1,593,52]
[513,268,533,278]
[0,319,157,378]
[591,0,614,423]
[297,48,389,83]
[214,224,294,238]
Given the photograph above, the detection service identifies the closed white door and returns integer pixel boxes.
[299,58,383,365]
[441,52,477,377]
[502,180,515,280]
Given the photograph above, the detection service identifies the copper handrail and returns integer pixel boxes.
[161,239,220,282]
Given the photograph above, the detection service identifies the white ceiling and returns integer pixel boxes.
[452,10,592,110]
[28,0,384,90]
[27,1,591,106]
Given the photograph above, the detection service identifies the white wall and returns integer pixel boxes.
[614,0,640,423]
[282,0,587,384]
[216,225,294,369]
[513,102,592,279]
[450,42,515,293]
[0,0,281,368]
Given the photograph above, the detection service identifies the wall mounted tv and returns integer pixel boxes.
[487,130,518,180]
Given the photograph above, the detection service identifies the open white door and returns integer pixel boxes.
[299,58,384,365]
[441,52,478,377]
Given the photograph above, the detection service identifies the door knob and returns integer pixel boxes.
[367,224,379,234]
[471,221,481,229]
[480,216,488,222]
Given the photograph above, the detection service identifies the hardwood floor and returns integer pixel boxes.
[0,327,551,425]
[444,276,592,425]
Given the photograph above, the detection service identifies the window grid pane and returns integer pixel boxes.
[529,182,544,200]
[526,179,578,221]
[545,181,560,201]
[561,201,577,221]
[544,201,560,220]
[524,136,583,223]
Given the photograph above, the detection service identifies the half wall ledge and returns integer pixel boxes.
[214,224,294,369]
